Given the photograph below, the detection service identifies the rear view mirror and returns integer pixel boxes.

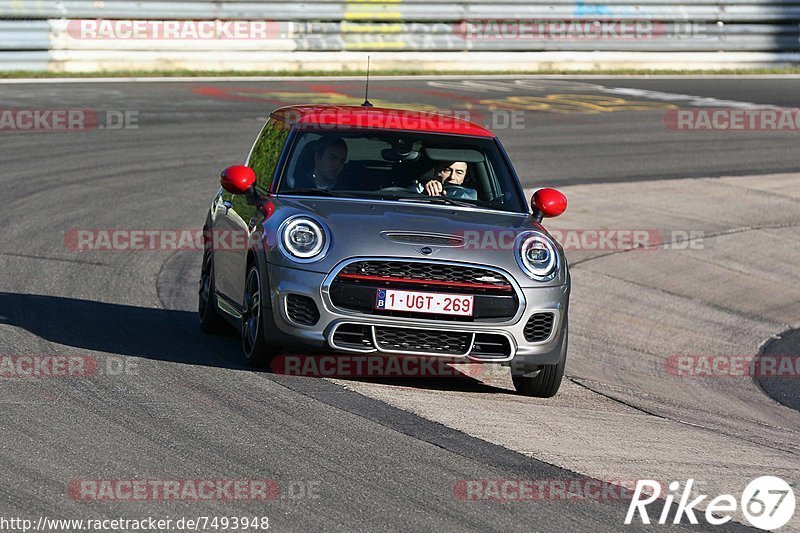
[220,165,256,195]
[531,188,567,223]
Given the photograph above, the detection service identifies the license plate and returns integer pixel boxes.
[375,289,474,317]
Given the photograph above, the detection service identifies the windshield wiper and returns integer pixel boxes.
[396,196,475,208]
[280,188,347,197]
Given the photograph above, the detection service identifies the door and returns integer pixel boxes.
[214,118,290,307]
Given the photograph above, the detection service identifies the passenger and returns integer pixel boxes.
[297,137,348,190]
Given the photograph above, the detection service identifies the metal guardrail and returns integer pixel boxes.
[0,51,50,70]
[1,1,800,21]
[0,1,797,71]
[0,20,50,50]
[46,19,800,52]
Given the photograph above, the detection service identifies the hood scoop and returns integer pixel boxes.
[380,231,466,248]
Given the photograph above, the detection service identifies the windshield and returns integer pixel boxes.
[277,129,527,213]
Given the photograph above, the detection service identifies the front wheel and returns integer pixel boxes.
[512,320,567,398]
[241,264,277,367]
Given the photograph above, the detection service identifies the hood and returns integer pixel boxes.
[261,196,567,287]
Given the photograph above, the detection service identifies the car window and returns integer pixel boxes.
[278,129,526,213]
[247,118,290,193]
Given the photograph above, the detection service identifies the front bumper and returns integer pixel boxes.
[264,262,569,367]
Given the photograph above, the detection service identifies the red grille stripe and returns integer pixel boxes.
[337,272,512,291]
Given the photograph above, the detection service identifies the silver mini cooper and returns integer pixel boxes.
[199,105,570,397]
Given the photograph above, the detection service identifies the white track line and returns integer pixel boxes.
[1,74,800,84]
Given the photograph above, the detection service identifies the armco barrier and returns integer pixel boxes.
[0,51,50,71]
[0,0,798,22]
[0,20,50,50]
[0,0,798,71]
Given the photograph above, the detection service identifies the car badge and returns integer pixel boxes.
[415,246,438,256]
[475,275,503,283]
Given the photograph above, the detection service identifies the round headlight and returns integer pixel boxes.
[279,216,327,262]
[517,232,558,280]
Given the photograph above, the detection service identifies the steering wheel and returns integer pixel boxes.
[443,185,477,200]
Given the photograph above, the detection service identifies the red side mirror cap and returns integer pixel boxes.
[220,165,256,195]
[531,188,567,222]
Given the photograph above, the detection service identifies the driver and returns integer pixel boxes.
[420,161,477,200]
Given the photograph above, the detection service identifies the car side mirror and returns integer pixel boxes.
[220,165,256,195]
[531,188,567,223]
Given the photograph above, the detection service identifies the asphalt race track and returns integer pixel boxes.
[0,76,798,532]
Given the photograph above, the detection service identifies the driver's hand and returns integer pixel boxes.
[424,180,444,196]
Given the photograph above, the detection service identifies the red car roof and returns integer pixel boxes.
[270,105,495,138]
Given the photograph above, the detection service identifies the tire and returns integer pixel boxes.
[512,320,567,398]
[199,249,234,335]
[241,264,278,367]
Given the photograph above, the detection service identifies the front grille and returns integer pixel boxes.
[339,261,511,290]
[331,324,374,351]
[471,333,512,359]
[286,294,320,326]
[374,326,472,355]
[382,232,465,247]
[330,260,519,322]
[524,312,554,342]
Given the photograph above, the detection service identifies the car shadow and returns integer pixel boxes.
[0,291,244,369]
[0,292,507,393]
